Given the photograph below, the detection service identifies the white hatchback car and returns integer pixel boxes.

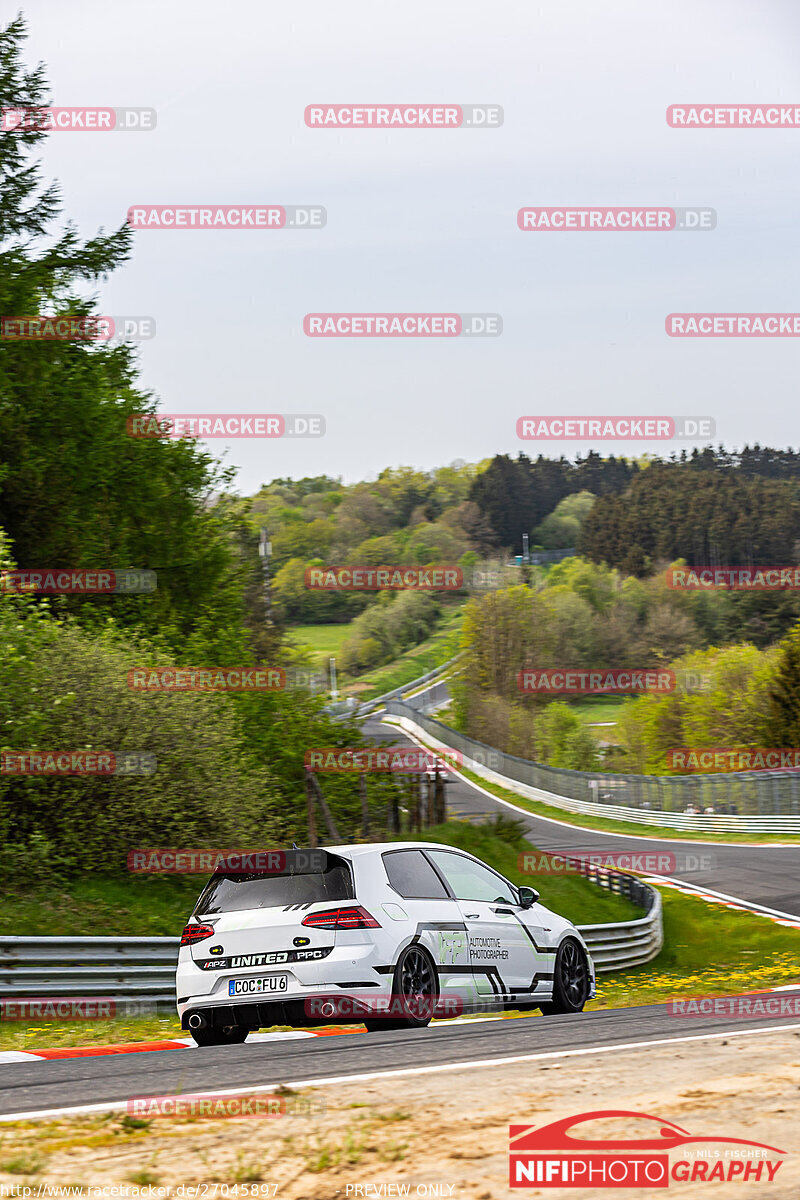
[176,842,596,1045]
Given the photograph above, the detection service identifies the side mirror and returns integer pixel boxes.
[518,886,539,909]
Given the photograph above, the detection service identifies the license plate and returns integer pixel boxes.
[229,975,289,997]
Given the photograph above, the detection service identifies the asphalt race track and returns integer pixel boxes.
[364,716,800,919]
[3,999,800,1120]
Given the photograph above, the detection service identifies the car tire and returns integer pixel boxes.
[364,944,439,1032]
[189,1023,249,1046]
[538,938,590,1015]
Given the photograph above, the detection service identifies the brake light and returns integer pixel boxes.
[301,905,381,930]
[181,922,215,946]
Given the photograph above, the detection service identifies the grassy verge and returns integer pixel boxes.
[285,603,464,701]
[383,721,800,844]
[0,1013,189,1052]
[593,888,800,1009]
[0,875,203,937]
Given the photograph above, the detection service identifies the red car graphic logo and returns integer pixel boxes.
[509,1110,785,1189]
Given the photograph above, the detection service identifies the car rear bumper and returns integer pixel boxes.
[176,942,390,1024]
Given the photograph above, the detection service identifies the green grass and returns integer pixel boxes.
[0,1014,188,1052]
[594,888,800,1009]
[383,722,800,844]
[0,874,204,936]
[571,697,626,727]
[286,623,352,667]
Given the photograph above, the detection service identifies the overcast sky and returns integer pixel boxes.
[17,0,800,491]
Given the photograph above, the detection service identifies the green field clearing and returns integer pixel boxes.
[572,696,627,726]
[285,623,352,667]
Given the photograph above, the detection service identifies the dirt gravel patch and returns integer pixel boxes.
[1,1027,799,1198]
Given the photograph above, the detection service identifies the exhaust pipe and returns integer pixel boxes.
[188,1011,207,1031]
[320,1001,336,1018]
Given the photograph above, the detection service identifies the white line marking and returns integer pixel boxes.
[4,1022,800,1122]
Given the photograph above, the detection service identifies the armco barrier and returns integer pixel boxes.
[326,656,460,720]
[0,937,178,1005]
[569,860,663,970]
[385,702,800,835]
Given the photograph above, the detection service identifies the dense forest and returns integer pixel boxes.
[0,18,395,881]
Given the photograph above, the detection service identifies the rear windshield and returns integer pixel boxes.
[193,854,354,914]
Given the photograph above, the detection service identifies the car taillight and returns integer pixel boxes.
[301,905,381,930]
[181,922,215,946]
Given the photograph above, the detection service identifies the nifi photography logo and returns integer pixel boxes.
[508,1110,785,1188]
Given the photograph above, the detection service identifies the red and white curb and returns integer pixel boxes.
[0,1028,321,1064]
[0,1016,501,1065]
[641,874,800,929]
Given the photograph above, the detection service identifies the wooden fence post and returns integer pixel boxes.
[359,772,370,837]
[306,769,342,841]
[304,769,318,847]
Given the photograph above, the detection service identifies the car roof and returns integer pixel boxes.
[324,841,468,859]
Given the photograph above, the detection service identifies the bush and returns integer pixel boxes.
[0,607,281,878]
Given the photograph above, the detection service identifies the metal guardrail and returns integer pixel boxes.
[386,702,800,833]
[570,860,663,970]
[0,937,178,1005]
[326,656,461,720]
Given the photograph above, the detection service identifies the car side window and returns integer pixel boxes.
[426,851,516,904]
[383,850,451,899]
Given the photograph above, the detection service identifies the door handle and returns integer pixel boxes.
[464,912,480,919]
